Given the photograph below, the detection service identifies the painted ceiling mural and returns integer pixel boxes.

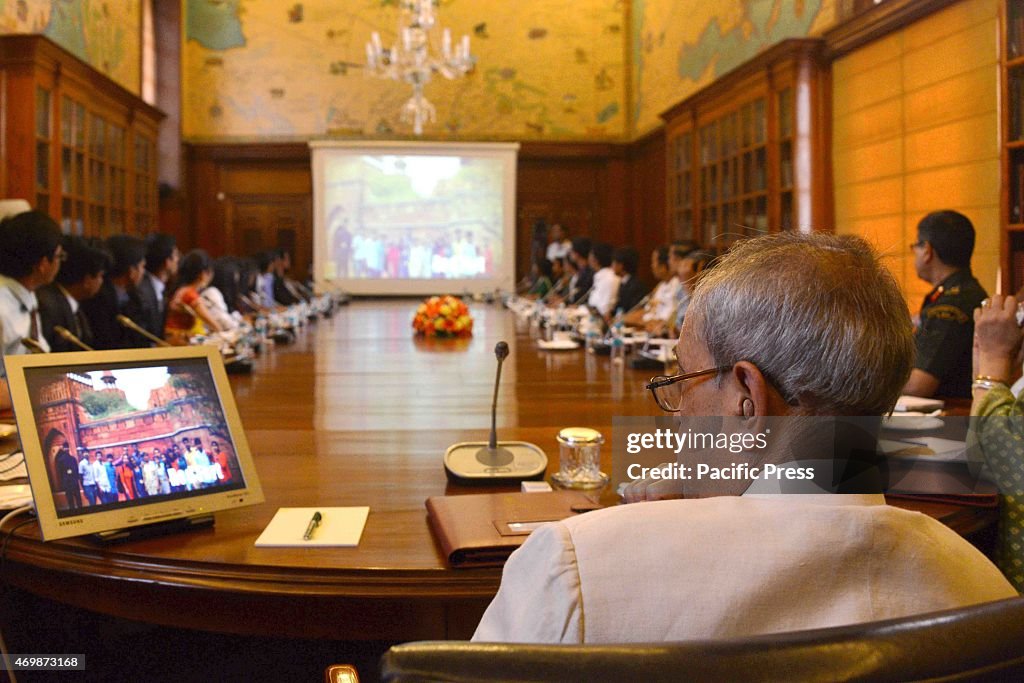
[182,0,627,141]
[632,0,837,135]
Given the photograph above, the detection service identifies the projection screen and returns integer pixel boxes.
[311,141,519,296]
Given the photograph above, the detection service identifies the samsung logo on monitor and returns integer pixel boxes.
[58,519,83,526]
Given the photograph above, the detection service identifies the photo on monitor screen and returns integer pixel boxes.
[26,358,243,517]
[6,347,264,540]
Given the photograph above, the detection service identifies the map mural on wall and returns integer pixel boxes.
[182,0,626,141]
[632,0,837,135]
[0,0,141,95]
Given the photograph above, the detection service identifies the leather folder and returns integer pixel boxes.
[426,490,602,568]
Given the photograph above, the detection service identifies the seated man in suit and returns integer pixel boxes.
[0,210,63,409]
[611,246,646,318]
[38,236,111,352]
[137,233,180,339]
[81,235,152,349]
[474,232,1016,644]
[566,237,593,305]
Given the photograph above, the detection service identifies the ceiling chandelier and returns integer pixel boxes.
[365,0,475,135]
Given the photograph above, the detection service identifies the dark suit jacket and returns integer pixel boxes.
[569,266,594,305]
[272,275,301,306]
[136,273,165,338]
[80,281,153,350]
[615,275,648,316]
[37,284,94,353]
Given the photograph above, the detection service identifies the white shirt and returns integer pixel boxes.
[200,287,238,331]
[587,267,620,317]
[59,285,79,315]
[644,277,681,322]
[0,274,47,377]
[546,240,571,262]
[257,273,275,307]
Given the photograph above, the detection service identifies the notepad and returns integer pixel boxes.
[254,507,369,547]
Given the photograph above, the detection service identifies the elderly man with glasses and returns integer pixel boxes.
[473,232,1015,645]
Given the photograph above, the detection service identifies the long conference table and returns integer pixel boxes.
[1,300,996,641]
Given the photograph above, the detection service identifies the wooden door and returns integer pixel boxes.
[225,195,312,282]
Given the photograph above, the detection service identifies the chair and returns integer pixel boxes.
[375,596,1024,682]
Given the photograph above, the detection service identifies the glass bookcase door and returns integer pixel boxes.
[35,87,51,211]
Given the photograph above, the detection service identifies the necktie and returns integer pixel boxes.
[29,307,39,341]
[75,308,92,343]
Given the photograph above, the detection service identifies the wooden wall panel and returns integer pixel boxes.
[831,0,1000,310]
[183,141,669,288]
[626,128,667,283]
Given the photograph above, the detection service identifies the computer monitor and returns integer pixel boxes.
[6,346,264,540]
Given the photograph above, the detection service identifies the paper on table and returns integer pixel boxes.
[0,454,27,482]
[0,484,32,509]
[254,507,369,547]
[894,395,945,412]
[884,437,967,463]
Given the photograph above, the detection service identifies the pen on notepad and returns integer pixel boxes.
[303,511,322,540]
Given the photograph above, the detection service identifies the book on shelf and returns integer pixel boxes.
[1013,248,1024,294]
[1016,160,1024,224]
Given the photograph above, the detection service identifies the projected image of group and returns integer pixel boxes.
[25,362,243,517]
[320,152,509,290]
[311,144,516,294]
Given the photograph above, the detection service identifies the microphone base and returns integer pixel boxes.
[444,441,547,484]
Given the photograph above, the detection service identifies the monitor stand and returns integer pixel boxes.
[90,513,215,544]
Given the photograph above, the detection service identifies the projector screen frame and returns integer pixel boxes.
[310,140,519,296]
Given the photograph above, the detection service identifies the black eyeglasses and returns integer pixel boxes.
[645,366,730,412]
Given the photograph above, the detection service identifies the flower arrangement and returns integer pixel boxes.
[412,295,474,338]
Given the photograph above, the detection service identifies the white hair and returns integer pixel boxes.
[689,233,913,415]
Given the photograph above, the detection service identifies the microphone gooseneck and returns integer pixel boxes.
[53,325,94,351]
[116,314,172,348]
[489,342,509,450]
[21,337,47,354]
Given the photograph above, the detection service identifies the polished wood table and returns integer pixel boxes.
[0,301,995,641]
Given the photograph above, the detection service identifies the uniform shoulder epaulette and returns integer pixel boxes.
[924,304,970,324]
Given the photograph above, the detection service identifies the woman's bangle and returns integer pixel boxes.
[972,376,1009,392]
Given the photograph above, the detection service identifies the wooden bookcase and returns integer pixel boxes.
[0,35,163,237]
[661,39,831,248]
[1002,1,1024,294]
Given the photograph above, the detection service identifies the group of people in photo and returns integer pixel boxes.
[53,435,236,511]
[334,226,494,279]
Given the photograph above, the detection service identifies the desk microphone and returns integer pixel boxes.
[21,337,47,354]
[53,326,94,351]
[443,341,548,483]
[624,291,653,316]
[570,283,595,307]
[116,315,172,347]
[483,342,512,463]
[176,304,247,365]
[241,293,269,313]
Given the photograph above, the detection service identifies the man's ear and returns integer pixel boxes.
[731,361,773,421]
[921,241,935,264]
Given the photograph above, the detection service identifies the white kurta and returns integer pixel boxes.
[473,494,1016,643]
